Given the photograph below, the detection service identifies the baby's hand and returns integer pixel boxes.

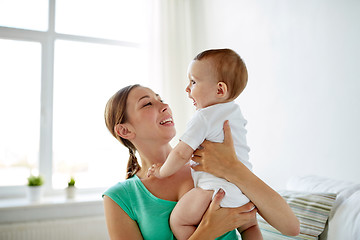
[147,163,162,178]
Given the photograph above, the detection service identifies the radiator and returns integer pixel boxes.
[0,216,109,240]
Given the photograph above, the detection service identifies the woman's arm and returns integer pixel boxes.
[103,196,143,240]
[191,121,300,236]
[189,189,258,240]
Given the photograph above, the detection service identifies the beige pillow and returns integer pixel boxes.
[258,190,336,240]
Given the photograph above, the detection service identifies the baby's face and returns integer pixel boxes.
[185,59,219,109]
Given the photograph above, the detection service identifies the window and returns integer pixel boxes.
[52,41,146,189]
[0,0,48,31]
[0,0,150,195]
[0,39,41,187]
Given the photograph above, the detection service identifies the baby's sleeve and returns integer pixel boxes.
[179,112,209,150]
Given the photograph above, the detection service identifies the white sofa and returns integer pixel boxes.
[286,175,360,240]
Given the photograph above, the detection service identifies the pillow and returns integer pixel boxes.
[258,190,337,240]
[286,175,360,219]
[327,190,360,240]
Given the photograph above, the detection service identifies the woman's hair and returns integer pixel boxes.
[194,48,248,100]
[104,84,141,179]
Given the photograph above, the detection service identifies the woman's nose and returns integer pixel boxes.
[185,85,190,93]
[161,103,169,112]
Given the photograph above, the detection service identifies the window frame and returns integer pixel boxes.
[0,0,142,198]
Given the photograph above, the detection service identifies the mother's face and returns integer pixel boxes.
[124,86,176,144]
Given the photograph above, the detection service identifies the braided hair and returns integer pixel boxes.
[104,84,141,179]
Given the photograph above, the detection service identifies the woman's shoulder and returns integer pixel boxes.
[103,176,139,198]
[102,176,140,220]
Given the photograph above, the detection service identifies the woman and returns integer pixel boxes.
[103,84,299,239]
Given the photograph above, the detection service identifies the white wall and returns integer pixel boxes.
[183,0,360,189]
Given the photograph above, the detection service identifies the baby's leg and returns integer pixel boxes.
[238,219,263,240]
[170,187,213,240]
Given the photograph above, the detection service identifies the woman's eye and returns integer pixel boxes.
[143,102,152,107]
[191,80,196,84]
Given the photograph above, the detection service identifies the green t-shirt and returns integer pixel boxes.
[103,175,238,240]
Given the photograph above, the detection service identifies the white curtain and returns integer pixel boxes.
[147,0,195,140]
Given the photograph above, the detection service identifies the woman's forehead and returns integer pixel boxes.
[130,86,156,99]
[127,86,159,106]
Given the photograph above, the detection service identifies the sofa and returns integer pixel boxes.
[257,175,360,240]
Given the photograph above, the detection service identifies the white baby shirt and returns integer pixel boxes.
[180,101,252,207]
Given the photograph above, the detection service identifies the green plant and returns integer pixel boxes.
[27,175,44,186]
[68,177,76,187]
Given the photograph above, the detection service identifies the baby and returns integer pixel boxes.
[148,49,262,240]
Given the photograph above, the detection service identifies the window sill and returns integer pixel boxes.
[0,192,105,224]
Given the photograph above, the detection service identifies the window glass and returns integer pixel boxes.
[53,40,147,188]
[55,0,148,42]
[0,0,48,31]
[0,39,41,186]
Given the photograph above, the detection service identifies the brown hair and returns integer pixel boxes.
[194,48,248,100]
[104,84,141,179]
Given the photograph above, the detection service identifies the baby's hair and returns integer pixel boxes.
[194,48,248,100]
[104,84,141,179]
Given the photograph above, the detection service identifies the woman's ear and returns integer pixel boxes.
[216,82,228,98]
[114,123,135,140]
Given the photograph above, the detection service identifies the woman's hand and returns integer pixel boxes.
[190,189,257,239]
[191,120,300,236]
[191,120,240,180]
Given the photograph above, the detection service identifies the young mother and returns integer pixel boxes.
[103,84,299,239]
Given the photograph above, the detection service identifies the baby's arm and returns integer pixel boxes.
[149,141,194,178]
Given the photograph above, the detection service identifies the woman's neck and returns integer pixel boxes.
[135,143,172,179]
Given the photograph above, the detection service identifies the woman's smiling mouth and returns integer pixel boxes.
[159,117,174,125]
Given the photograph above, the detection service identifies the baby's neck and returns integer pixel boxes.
[200,99,232,109]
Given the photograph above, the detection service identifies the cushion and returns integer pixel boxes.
[286,175,360,219]
[258,190,336,240]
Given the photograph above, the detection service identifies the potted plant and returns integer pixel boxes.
[27,175,44,203]
[66,176,76,199]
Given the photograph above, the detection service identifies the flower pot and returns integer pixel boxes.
[27,186,44,203]
[66,186,76,199]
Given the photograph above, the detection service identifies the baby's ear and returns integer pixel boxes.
[216,82,228,98]
[114,123,135,140]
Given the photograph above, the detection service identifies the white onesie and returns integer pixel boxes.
[180,101,252,207]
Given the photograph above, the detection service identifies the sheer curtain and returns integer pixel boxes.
[147,0,195,140]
